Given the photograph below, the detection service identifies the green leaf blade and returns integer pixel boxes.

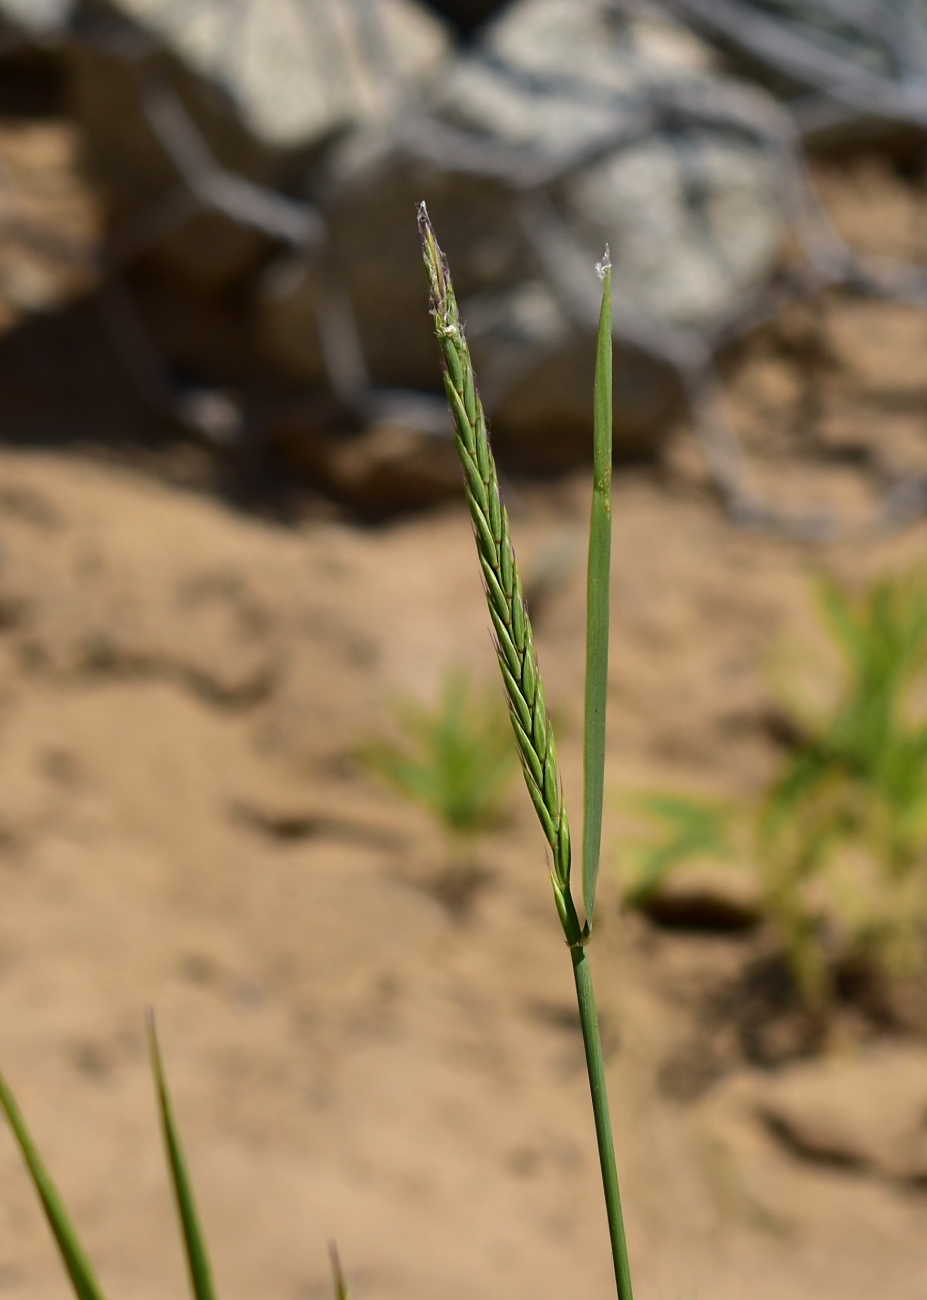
[0,1066,108,1300]
[582,252,613,929]
[329,1242,349,1300]
[146,1012,218,1300]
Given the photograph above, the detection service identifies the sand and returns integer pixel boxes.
[0,445,924,1300]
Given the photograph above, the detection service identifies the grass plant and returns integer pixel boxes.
[0,211,635,1300]
[622,570,927,1008]
[362,669,517,838]
[621,792,736,910]
[420,206,633,1300]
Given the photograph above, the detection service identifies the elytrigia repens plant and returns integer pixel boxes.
[419,205,633,1300]
[0,211,633,1300]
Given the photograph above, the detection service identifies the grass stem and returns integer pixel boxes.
[420,205,634,1300]
[572,946,633,1300]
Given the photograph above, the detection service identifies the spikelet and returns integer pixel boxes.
[418,204,582,945]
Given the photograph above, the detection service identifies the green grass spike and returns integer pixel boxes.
[146,1010,218,1300]
[0,1064,108,1300]
[421,205,634,1300]
[418,202,581,946]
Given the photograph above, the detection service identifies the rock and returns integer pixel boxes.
[1,0,802,494]
[261,0,788,467]
[667,0,927,143]
[484,0,718,94]
[558,133,782,326]
[270,411,462,518]
[67,0,452,287]
[0,0,72,37]
[95,0,449,150]
[475,0,785,327]
[757,1045,927,1182]
[259,236,678,468]
[638,863,763,932]
[255,251,328,387]
[0,121,100,334]
[68,39,279,289]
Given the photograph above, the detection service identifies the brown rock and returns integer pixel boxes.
[638,864,763,932]
[270,414,461,518]
[824,300,927,399]
[758,1045,927,1182]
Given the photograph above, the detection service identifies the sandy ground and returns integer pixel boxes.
[0,111,927,1300]
[0,445,923,1300]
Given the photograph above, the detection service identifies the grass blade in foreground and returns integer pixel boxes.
[147,1010,218,1300]
[329,1241,350,1300]
[583,248,613,928]
[0,1065,108,1300]
[419,203,633,1300]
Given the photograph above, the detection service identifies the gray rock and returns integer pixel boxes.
[560,134,783,326]
[259,0,787,463]
[484,0,718,96]
[667,0,927,141]
[0,0,72,36]
[67,0,451,287]
[479,0,785,327]
[97,0,450,151]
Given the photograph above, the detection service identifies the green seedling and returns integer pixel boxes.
[621,792,736,907]
[764,571,927,992]
[766,572,927,868]
[362,669,517,839]
[420,208,633,1300]
[621,570,927,1008]
[0,1016,352,1300]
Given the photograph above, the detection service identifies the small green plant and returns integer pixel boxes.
[621,792,736,909]
[622,570,927,1008]
[0,1014,351,1300]
[362,670,517,838]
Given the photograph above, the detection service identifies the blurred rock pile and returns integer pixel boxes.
[1,0,927,517]
[666,0,927,142]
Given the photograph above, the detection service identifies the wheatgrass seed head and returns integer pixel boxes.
[418,205,583,947]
